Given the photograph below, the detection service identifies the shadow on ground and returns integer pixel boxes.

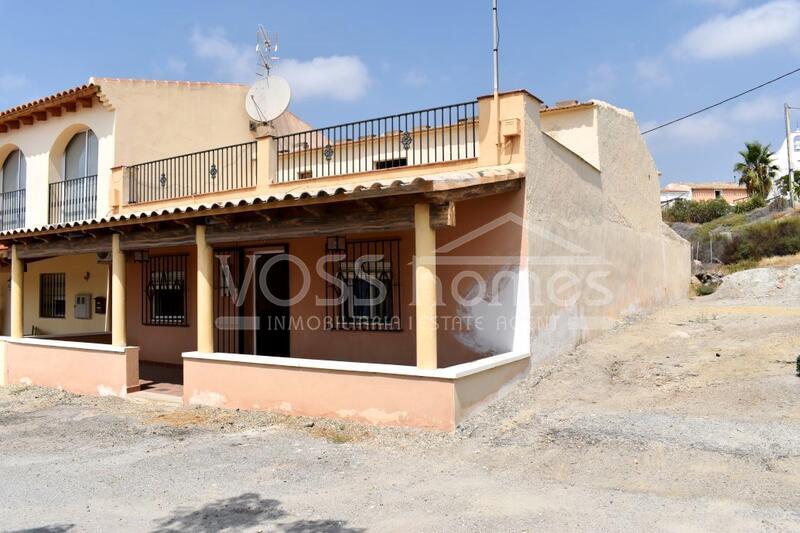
[5,526,75,533]
[151,492,364,533]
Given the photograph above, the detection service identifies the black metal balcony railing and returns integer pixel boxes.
[48,175,97,225]
[275,101,478,183]
[128,142,257,204]
[0,188,25,231]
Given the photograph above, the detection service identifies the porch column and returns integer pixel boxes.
[414,203,438,369]
[10,245,23,338]
[196,224,214,353]
[111,233,127,347]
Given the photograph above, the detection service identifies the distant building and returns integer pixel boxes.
[661,182,749,205]
[772,129,800,178]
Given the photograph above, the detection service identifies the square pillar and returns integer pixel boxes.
[111,233,127,347]
[414,203,438,369]
[10,244,23,339]
[256,133,277,195]
[196,225,214,353]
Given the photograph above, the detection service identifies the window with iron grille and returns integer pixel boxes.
[324,238,402,331]
[39,273,66,318]
[142,254,188,326]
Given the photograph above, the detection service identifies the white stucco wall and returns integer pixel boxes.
[0,103,115,227]
[527,97,690,360]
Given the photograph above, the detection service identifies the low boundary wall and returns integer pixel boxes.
[183,351,530,431]
[1,337,139,397]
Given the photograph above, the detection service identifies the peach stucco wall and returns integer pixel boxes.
[692,188,749,203]
[126,246,197,365]
[436,188,526,366]
[183,357,457,430]
[454,356,529,420]
[2,338,138,397]
[206,188,525,368]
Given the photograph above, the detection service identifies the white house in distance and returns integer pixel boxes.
[772,129,800,179]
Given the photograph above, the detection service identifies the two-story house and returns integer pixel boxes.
[0,80,689,430]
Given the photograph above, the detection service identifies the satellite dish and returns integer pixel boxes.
[245,75,291,123]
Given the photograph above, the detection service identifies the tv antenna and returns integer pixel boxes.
[246,25,291,124]
[255,25,279,77]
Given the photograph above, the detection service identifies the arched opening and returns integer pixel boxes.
[48,128,98,224]
[63,129,98,180]
[0,147,26,230]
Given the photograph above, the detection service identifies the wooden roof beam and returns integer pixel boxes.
[77,97,93,109]
[46,106,62,117]
[6,120,20,130]
[19,116,34,126]
[63,102,77,113]
[33,111,48,122]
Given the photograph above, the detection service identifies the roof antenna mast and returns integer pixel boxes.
[245,25,291,127]
[492,0,502,164]
[256,25,279,78]
[492,0,499,97]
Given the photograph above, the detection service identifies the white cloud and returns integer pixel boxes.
[190,28,371,102]
[164,57,188,77]
[645,90,798,148]
[275,56,371,102]
[585,63,617,95]
[635,58,671,86]
[676,0,800,59]
[403,70,429,88]
[729,94,782,122]
[190,29,254,82]
[692,0,742,9]
[0,73,29,91]
[648,113,728,145]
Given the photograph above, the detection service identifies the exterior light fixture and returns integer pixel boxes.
[325,236,346,252]
[209,163,218,179]
[159,173,167,187]
[323,144,334,161]
[133,250,150,263]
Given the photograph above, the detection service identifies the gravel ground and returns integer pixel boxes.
[2,280,800,532]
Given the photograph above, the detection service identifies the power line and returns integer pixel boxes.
[642,66,800,135]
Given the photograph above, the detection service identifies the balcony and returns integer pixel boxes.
[274,101,478,183]
[48,175,97,225]
[127,142,257,204]
[0,188,25,231]
[121,101,479,208]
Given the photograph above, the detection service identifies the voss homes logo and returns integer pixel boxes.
[211,211,613,349]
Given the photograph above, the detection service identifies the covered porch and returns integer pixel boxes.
[0,173,530,430]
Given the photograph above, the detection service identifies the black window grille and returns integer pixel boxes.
[39,273,66,319]
[142,254,188,326]
[324,238,402,331]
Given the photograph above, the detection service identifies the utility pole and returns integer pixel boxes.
[784,104,796,208]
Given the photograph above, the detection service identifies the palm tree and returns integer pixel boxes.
[734,141,777,199]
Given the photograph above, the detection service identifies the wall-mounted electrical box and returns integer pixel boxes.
[94,296,107,315]
[75,293,92,320]
[501,118,521,138]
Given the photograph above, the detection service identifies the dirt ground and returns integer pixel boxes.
[1,279,800,532]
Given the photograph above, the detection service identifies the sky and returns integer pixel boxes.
[2,0,800,186]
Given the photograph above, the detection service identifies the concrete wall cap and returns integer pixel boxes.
[182,350,530,380]
[0,336,131,353]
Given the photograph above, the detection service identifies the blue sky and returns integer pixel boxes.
[2,0,800,185]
